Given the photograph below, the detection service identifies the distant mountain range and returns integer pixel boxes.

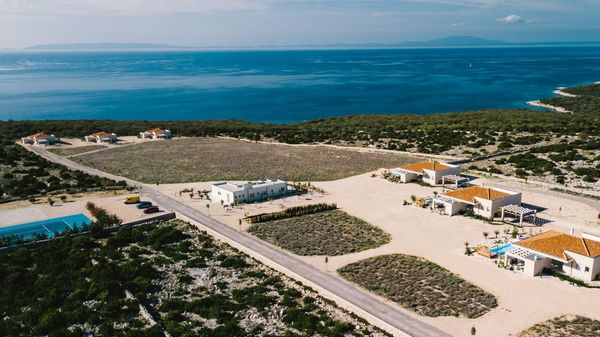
[25,43,187,51]
[23,36,600,51]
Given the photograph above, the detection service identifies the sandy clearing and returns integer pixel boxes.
[157,174,600,337]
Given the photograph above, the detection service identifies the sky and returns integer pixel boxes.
[1,0,599,49]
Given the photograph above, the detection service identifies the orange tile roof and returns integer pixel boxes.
[398,161,453,173]
[146,128,166,133]
[28,132,50,139]
[443,186,511,203]
[91,132,114,137]
[516,230,600,260]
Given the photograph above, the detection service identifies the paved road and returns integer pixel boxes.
[27,146,453,337]
[476,179,600,213]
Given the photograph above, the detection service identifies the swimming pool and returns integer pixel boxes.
[0,214,93,239]
[490,243,515,255]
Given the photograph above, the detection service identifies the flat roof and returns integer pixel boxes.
[213,179,286,192]
[516,230,600,260]
[398,161,454,173]
[443,186,513,203]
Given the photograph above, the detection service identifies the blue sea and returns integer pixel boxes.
[0,47,599,123]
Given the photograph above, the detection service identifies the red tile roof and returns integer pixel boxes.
[398,161,453,173]
[516,230,600,260]
[443,186,511,203]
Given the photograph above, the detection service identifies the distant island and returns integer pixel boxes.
[23,36,600,51]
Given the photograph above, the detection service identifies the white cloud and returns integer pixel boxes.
[0,0,269,15]
[497,14,526,23]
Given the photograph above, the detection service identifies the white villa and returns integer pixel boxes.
[391,161,461,186]
[140,128,171,140]
[21,133,57,145]
[84,132,117,143]
[504,230,600,282]
[434,185,522,218]
[211,179,288,206]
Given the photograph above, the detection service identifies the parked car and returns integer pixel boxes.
[124,196,140,204]
[143,206,160,214]
[136,201,153,209]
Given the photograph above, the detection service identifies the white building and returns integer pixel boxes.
[84,132,117,143]
[505,230,600,282]
[21,133,57,145]
[211,179,288,206]
[435,185,522,218]
[391,161,461,186]
[140,128,171,140]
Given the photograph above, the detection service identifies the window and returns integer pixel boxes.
[585,266,590,273]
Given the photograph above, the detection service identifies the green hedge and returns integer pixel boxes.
[245,203,337,224]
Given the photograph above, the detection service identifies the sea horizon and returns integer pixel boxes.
[1,45,599,123]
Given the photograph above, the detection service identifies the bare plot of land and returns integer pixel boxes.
[248,210,391,256]
[338,254,498,319]
[48,145,107,156]
[73,137,418,183]
[519,315,600,337]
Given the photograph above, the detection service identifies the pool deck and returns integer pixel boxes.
[0,194,166,228]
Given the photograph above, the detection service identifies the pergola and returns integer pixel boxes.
[441,175,469,188]
[500,204,537,227]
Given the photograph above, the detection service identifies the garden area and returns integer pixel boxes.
[72,137,418,183]
[0,219,388,337]
[248,206,391,256]
[519,315,600,337]
[338,254,498,318]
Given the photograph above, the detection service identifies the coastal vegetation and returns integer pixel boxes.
[71,137,417,183]
[0,137,127,203]
[518,315,600,337]
[2,83,599,188]
[248,209,390,256]
[0,219,387,337]
[338,254,498,318]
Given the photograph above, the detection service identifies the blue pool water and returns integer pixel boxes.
[1,47,600,122]
[490,243,515,255]
[0,214,93,239]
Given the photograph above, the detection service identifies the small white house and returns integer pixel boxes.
[21,133,57,145]
[435,185,522,218]
[505,230,600,282]
[85,132,117,143]
[140,128,171,140]
[391,161,461,186]
[211,179,288,206]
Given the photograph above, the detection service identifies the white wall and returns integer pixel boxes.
[524,256,552,277]
[563,252,600,282]
[425,166,461,185]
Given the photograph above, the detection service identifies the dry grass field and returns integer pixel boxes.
[248,210,391,256]
[519,315,600,337]
[338,254,498,319]
[73,137,418,183]
[48,145,106,156]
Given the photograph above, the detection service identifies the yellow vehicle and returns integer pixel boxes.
[124,195,141,204]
